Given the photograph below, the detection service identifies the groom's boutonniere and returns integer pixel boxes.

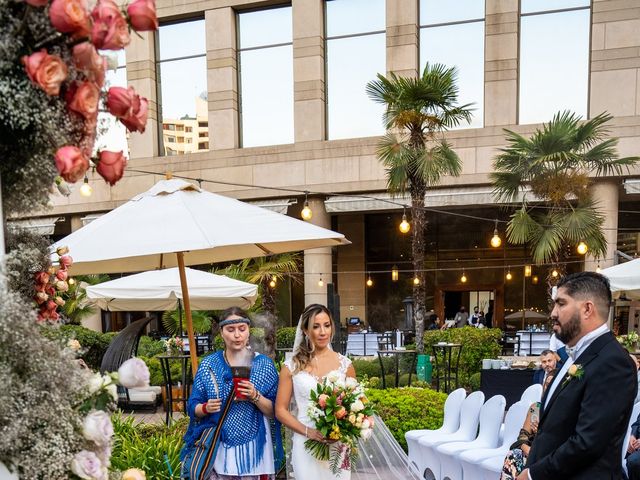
[562,364,584,387]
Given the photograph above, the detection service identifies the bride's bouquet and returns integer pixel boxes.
[306,371,375,474]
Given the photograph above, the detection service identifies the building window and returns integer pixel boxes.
[157,19,207,155]
[185,126,192,133]
[166,136,176,143]
[326,0,385,140]
[519,0,590,124]
[96,49,128,154]
[198,142,209,149]
[238,6,294,147]
[419,0,485,129]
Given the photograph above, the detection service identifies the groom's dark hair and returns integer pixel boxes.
[558,271,612,320]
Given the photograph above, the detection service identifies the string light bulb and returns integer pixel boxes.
[300,192,312,221]
[551,269,559,278]
[413,275,420,286]
[577,241,588,255]
[318,275,324,288]
[391,265,399,282]
[399,210,410,234]
[596,263,601,273]
[80,175,92,197]
[490,220,502,248]
[524,265,532,278]
[461,271,467,283]
[366,274,373,287]
[269,275,276,288]
[506,268,512,281]
[532,275,539,285]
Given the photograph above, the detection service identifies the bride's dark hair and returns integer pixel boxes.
[291,304,335,373]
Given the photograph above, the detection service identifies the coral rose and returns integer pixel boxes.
[97,150,127,185]
[56,269,68,281]
[49,0,91,37]
[127,0,158,31]
[35,271,50,285]
[91,0,131,50]
[72,42,106,87]
[317,393,329,409]
[122,468,146,480]
[54,146,89,183]
[106,86,137,118]
[335,406,347,420]
[120,96,148,133]
[67,81,100,119]
[22,50,68,96]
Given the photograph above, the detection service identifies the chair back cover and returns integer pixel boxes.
[442,388,466,433]
[476,395,506,447]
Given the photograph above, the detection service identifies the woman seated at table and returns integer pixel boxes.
[500,369,558,480]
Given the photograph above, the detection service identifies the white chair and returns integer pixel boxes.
[520,383,542,405]
[406,388,466,469]
[622,401,640,477]
[479,454,507,480]
[459,400,530,480]
[438,395,506,480]
[415,391,485,480]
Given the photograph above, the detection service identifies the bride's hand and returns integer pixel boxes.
[306,428,337,444]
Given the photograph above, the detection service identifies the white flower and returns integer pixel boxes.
[350,399,365,413]
[117,358,150,389]
[106,383,118,402]
[360,427,373,440]
[348,413,356,424]
[66,339,81,351]
[83,411,113,446]
[326,370,340,384]
[335,378,346,389]
[361,418,370,429]
[122,468,146,480]
[87,373,104,394]
[345,377,358,389]
[70,450,105,480]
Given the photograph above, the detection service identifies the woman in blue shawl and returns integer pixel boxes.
[181,307,282,479]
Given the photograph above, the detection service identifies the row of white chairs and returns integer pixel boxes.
[406,384,543,480]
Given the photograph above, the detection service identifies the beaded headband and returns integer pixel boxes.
[219,317,251,328]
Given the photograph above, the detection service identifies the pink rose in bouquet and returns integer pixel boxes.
[97,150,127,185]
[60,255,74,267]
[22,50,68,96]
[49,0,91,37]
[67,81,100,119]
[54,146,89,183]
[119,97,148,133]
[72,43,106,87]
[127,0,158,31]
[91,0,131,50]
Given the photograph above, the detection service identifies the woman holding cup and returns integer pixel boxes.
[181,307,282,479]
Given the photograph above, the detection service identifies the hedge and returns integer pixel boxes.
[39,324,112,370]
[423,327,502,388]
[276,327,297,349]
[366,387,447,450]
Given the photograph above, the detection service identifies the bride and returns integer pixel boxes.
[275,304,356,479]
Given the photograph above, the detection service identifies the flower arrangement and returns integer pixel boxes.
[33,245,74,323]
[164,336,185,355]
[306,372,375,475]
[0,0,158,214]
[618,331,639,351]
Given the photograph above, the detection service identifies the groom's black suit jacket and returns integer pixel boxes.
[527,332,637,479]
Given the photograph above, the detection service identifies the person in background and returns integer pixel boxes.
[548,331,568,364]
[626,408,640,480]
[470,306,481,326]
[454,306,469,328]
[477,310,486,327]
[532,350,557,385]
[427,313,442,330]
[631,353,640,404]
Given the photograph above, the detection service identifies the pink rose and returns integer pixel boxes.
[318,393,329,409]
[46,300,58,311]
[67,81,100,119]
[35,271,50,285]
[56,269,68,281]
[335,406,347,420]
[22,50,68,96]
[72,43,106,87]
[82,411,114,446]
[106,86,137,118]
[71,450,105,480]
[54,146,89,183]
[91,0,131,50]
[24,0,50,6]
[49,0,90,37]
[127,0,157,31]
[97,150,127,185]
[120,96,148,133]
[35,283,46,293]
[60,255,73,267]
[50,311,60,322]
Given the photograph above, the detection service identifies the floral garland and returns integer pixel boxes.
[33,245,73,323]
[0,0,157,214]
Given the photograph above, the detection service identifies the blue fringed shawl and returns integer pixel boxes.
[180,351,283,474]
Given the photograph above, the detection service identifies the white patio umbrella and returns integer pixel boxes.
[85,267,258,311]
[600,258,640,300]
[52,178,349,371]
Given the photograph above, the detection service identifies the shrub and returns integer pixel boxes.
[140,355,184,386]
[40,324,112,370]
[138,335,166,358]
[423,327,502,388]
[352,357,396,379]
[276,327,297,349]
[366,387,447,450]
[469,372,481,392]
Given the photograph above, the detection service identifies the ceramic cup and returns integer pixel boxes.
[491,359,502,369]
[482,359,492,369]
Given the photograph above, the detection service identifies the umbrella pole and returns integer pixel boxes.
[177,252,198,374]
[178,299,183,336]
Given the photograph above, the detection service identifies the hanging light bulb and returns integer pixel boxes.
[399,209,410,234]
[532,275,539,285]
[366,273,373,287]
[577,241,588,255]
[461,271,467,283]
[505,267,512,281]
[596,263,601,273]
[551,269,559,278]
[490,220,502,248]
[301,192,312,221]
[80,175,92,197]
[413,275,420,286]
[269,275,276,288]
[318,275,324,288]
[524,265,532,277]
[391,265,399,282]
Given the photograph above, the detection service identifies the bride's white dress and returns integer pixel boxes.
[284,354,352,480]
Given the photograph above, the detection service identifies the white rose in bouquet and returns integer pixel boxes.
[106,383,118,402]
[87,372,104,394]
[350,399,365,413]
[117,358,150,388]
[82,411,114,446]
[361,418,371,430]
[122,468,147,480]
[360,427,374,440]
[70,450,107,480]
[345,377,358,389]
[326,370,340,384]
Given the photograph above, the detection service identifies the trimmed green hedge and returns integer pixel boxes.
[366,387,447,450]
[276,327,297,349]
[39,324,112,370]
[423,327,502,388]
[137,336,166,358]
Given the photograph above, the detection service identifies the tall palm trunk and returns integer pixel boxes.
[410,180,427,353]
[260,277,277,358]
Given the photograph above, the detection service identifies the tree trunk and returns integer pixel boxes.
[411,183,427,353]
[260,278,277,359]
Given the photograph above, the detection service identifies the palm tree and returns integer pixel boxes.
[366,63,473,353]
[491,111,638,279]
[162,309,212,335]
[61,274,110,325]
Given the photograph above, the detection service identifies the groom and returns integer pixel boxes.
[517,272,637,480]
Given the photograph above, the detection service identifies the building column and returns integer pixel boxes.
[337,214,366,327]
[126,31,159,159]
[293,0,326,142]
[304,198,332,307]
[386,0,419,78]
[586,180,619,270]
[206,8,239,150]
[484,0,519,126]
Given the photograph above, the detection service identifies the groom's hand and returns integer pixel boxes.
[516,469,529,480]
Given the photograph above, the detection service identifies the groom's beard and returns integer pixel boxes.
[554,310,582,345]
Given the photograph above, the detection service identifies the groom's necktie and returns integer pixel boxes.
[566,346,577,360]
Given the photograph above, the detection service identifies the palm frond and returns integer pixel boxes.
[506,207,540,245]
